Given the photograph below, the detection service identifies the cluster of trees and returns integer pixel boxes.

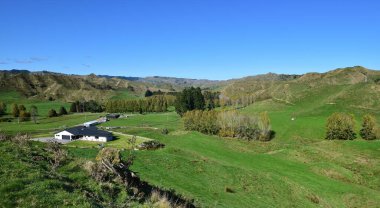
[105,95,175,113]
[9,104,38,123]
[219,93,271,109]
[144,89,179,97]
[203,91,220,110]
[174,87,206,115]
[69,100,103,113]
[48,106,68,118]
[326,113,379,140]
[183,110,273,141]
[174,87,221,115]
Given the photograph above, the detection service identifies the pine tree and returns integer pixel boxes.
[175,87,205,115]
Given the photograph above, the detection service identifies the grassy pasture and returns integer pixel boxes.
[0,113,103,136]
[100,112,182,131]
[1,87,380,207]
[110,89,141,100]
[66,131,151,149]
[0,90,70,116]
[94,102,380,207]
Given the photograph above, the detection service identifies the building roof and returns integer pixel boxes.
[84,120,98,125]
[64,126,113,137]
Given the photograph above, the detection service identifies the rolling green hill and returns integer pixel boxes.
[0,70,145,102]
[1,66,380,207]
[222,66,380,111]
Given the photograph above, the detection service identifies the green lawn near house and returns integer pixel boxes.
[66,131,151,149]
[0,113,104,136]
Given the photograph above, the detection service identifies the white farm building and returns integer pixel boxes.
[54,126,113,142]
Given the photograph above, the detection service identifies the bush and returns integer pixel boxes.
[258,112,273,141]
[326,112,356,140]
[58,106,68,115]
[0,102,6,116]
[360,114,378,140]
[48,109,58,117]
[161,128,169,135]
[46,141,68,171]
[183,109,273,141]
[12,103,19,117]
[19,110,31,121]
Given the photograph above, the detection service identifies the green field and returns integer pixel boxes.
[110,89,141,100]
[66,131,151,149]
[95,89,380,207]
[0,90,70,116]
[101,109,379,207]
[0,113,104,136]
[1,89,380,207]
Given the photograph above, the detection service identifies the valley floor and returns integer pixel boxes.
[1,99,380,207]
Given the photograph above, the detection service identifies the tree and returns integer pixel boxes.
[360,114,378,140]
[48,109,58,117]
[145,89,153,97]
[69,102,77,113]
[12,103,19,117]
[0,102,6,116]
[58,106,68,116]
[30,105,38,123]
[175,87,205,116]
[84,100,103,112]
[326,112,356,140]
[18,104,26,112]
[19,110,31,122]
[258,111,272,141]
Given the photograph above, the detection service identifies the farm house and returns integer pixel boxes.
[54,126,113,142]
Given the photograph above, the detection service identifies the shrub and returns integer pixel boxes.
[48,109,58,117]
[46,141,68,171]
[19,110,31,122]
[360,114,378,140]
[58,106,68,115]
[11,133,31,149]
[183,110,219,135]
[161,128,169,135]
[326,112,356,140]
[18,104,26,112]
[0,102,6,116]
[145,89,153,97]
[11,103,19,117]
[258,112,273,141]
[183,109,273,141]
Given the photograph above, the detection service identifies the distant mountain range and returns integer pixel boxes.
[1,66,380,112]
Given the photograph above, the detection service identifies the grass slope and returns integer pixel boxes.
[0,113,103,136]
[101,109,380,207]
[0,90,70,116]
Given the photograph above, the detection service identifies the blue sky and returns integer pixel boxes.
[0,0,379,80]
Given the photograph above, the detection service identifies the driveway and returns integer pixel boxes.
[31,137,72,144]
